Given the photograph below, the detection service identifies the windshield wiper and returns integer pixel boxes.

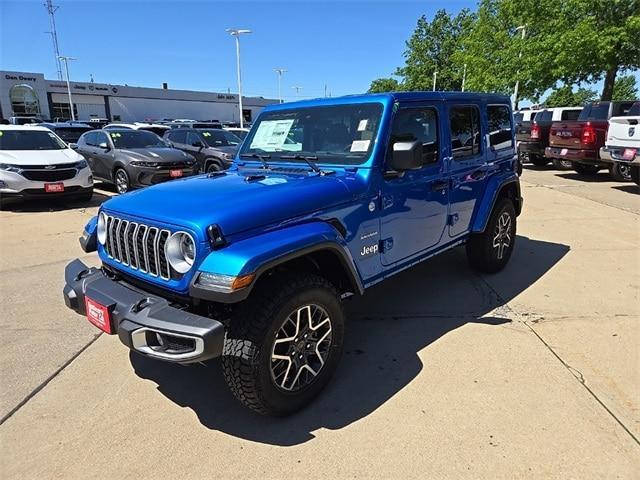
[239,153,271,169]
[279,154,325,175]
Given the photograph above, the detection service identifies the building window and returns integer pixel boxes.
[10,84,41,116]
[50,102,78,121]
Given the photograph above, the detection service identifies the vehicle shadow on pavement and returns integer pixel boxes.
[611,185,639,195]
[0,193,110,213]
[131,235,570,446]
[555,172,615,183]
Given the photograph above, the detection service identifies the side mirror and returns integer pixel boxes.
[390,140,422,171]
[98,142,110,151]
[192,141,205,148]
[69,143,79,150]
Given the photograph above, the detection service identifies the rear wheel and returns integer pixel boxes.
[530,155,549,167]
[222,273,345,416]
[573,164,600,176]
[114,168,130,194]
[466,197,516,274]
[609,163,632,182]
[552,159,573,170]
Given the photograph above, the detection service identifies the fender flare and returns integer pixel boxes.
[190,221,363,303]
[470,174,522,233]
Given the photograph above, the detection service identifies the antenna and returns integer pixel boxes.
[44,0,63,80]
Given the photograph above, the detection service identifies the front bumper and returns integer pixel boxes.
[0,167,93,199]
[128,166,197,188]
[545,146,603,166]
[63,258,225,364]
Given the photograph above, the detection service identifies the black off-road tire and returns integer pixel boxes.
[630,165,640,186]
[466,197,517,274]
[222,272,345,416]
[609,163,632,182]
[573,164,600,175]
[552,159,573,170]
[205,159,222,173]
[530,155,549,167]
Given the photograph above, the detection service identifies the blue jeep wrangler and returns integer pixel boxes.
[63,92,522,415]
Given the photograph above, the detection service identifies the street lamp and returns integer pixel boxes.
[274,68,287,103]
[226,28,251,128]
[58,55,77,121]
[292,86,303,98]
[513,25,526,110]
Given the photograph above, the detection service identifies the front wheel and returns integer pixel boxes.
[205,160,222,173]
[609,163,632,182]
[114,168,130,194]
[466,198,516,274]
[222,273,345,416]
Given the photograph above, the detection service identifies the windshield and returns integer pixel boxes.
[240,102,383,165]
[200,129,241,147]
[0,129,67,150]
[108,130,166,149]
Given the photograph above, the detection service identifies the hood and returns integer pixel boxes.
[208,145,237,156]
[0,148,83,166]
[103,169,360,238]
[117,147,191,163]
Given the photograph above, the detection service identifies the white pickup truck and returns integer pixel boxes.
[600,101,640,184]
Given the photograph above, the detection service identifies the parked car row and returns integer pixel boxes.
[515,100,639,184]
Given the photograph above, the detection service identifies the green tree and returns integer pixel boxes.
[367,77,401,93]
[396,9,475,91]
[612,75,639,101]
[544,85,598,107]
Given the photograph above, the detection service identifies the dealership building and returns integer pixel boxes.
[0,70,277,124]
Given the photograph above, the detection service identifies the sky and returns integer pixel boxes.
[0,0,637,105]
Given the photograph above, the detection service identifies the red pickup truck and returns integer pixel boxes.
[546,101,636,175]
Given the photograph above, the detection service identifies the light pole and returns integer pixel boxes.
[226,28,251,128]
[461,63,467,92]
[58,56,77,121]
[292,86,303,98]
[432,71,438,91]
[274,68,287,103]
[513,25,526,110]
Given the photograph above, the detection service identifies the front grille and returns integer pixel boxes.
[104,215,171,280]
[21,168,77,181]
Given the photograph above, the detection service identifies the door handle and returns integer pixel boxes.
[431,180,449,192]
[467,170,487,181]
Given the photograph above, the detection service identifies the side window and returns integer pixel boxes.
[186,131,201,146]
[487,105,513,150]
[170,130,187,144]
[390,108,439,165]
[83,131,97,146]
[561,110,580,121]
[449,105,481,160]
[94,132,108,146]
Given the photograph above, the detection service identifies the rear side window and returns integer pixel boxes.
[390,108,439,165]
[578,103,609,121]
[487,105,513,150]
[168,130,187,143]
[449,105,481,160]
[616,102,635,116]
[561,110,581,121]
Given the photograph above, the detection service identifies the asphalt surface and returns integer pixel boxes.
[0,168,638,479]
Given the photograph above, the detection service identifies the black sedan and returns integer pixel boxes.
[75,129,197,194]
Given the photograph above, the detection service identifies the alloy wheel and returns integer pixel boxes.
[270,304,333,392]
[115,170,129,194]
[618,163,632,181]
[492,212,512,260]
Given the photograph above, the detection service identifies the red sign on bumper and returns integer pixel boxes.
[170,169,183,178]
[45,182,65,193]
[85,297,112,334]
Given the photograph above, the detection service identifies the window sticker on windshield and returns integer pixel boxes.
[110,132,121,138]
[202,132,211,137]
[350,139,370,152]
[0,131,3,136]
[250,119,295,150]
[357,119,368,131]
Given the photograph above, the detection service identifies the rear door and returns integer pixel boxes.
[447,103,489,238]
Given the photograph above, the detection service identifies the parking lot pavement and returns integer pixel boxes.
[1,171,638,479]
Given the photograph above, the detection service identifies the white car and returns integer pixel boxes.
[0,125,93,205]
[103,122,170,137]
[599,102,640,183]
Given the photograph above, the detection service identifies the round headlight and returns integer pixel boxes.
[165,232,196,274]
[97,212,107,245]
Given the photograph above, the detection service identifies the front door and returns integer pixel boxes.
[380,104,449,266]
[446,104,489,238]
[93,131,115,180]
